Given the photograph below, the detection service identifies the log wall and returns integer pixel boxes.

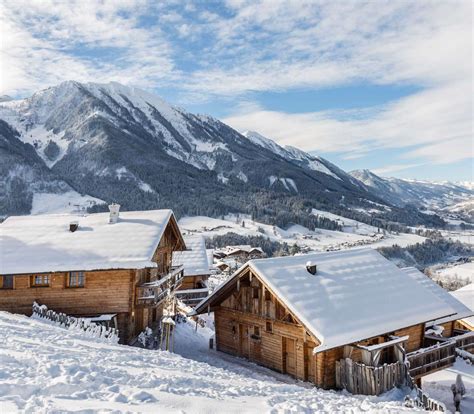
[0,269,134,315]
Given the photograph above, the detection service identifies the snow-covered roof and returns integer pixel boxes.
[195,248,456,352]
[206,249,215,269]
[401,267,474,326]
[172,235,210,277]
[451,283,474,328]
[0,210,181,274]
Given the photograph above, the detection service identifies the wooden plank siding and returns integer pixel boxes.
[179,274,209,290]
[0,270,133,315]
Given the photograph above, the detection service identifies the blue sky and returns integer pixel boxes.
[1,0,472,181]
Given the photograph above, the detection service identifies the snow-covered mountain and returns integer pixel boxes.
[242,131,363,186]
[350,169,474,213]
[0,81,444,228]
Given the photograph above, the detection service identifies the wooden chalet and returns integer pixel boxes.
[0,205,186,344]
[173,235,211,306]
[193,248,473,395]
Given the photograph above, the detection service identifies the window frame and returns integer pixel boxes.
[68,271,85,288]
[31,274,50,287]
[0,275,14,290]
[265,320,273,333]
[252,286,259,299]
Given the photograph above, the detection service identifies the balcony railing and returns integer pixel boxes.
[174,287,209,306]
[406,340,456,378]
[136,265,184,306]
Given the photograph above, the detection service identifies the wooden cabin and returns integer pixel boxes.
[0,205,186,344]
[173,235,211,306]
[194,248,472,395]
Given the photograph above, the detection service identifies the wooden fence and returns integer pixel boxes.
[335,358,406,395]
[404,362,446,412]
[406,340,456,378]
[32,301,119,343]
[336,357,446,411]
[454,331,474,352]
[456,348,474,363]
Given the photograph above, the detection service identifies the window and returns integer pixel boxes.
[31,274,50,287]
[265,321,273,333]
[68,271,85,288]
[253,287,259,299]
[265,289,271,301]
[251,325,261,340]
[1,275,14,289]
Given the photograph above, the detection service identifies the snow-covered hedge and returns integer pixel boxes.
[32,301,119,344]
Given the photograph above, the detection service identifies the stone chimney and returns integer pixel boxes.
[108,203,120,224]
[306,261,317,275]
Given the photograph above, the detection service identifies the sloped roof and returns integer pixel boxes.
[172,235,210,276]
[0,209,183,274]
[401,267,473,326]
[194,248,456,352]
[451,283,474,328]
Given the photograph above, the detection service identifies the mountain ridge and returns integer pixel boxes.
[0,81,447,229]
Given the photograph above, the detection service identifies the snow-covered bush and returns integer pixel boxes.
[137,327,157,349]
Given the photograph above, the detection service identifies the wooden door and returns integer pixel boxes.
[305,345,316,383]
[134,309,144,336]
[284,337,297,377]
[239,324,250,358]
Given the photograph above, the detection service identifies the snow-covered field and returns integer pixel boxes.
[31,191,104,215]
[442,230,474,245]
[179,213,426,253]
[0,311,419,413]
[423,357,474,413]
[433,262,474,283]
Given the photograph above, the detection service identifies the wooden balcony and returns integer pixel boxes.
[174,287,209,306]
[135,266,184,307]
[406,340,456,378]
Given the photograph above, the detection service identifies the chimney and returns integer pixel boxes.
[69,221,79,232]
[108,203,120,224]
[306,261,317,275]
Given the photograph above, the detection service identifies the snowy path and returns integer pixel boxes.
[0,312,419,413]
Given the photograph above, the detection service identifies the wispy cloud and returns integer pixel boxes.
[223,81,472,165]
[0,0,176,95]
[372,163,425,176]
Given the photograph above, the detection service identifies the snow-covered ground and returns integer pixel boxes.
[0,311,419,413]
[31,191,104,215]
[423,357,474,413]
[433,262,474,283]
[442,230,474,246]
[179,213,426,253]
